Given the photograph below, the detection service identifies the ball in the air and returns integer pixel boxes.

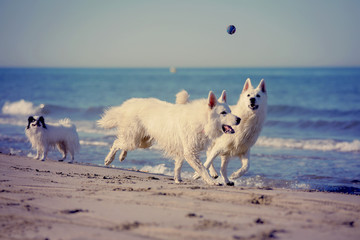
[227,25,236,35]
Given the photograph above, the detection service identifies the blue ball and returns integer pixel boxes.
[227,25,236,35]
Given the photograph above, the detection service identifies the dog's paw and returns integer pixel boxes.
[174,179,183,184]
[104,155,115,166]
[226,181,235,186]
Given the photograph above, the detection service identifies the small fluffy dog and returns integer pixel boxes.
[98,91,240,185]
[25,116,80,162]
[187,79,267,185]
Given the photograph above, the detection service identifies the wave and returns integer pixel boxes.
[234,175,311,190]
[1,99,104,120]
[137,164,202,181]
[256,137,360,153]
[124,164,360,194]
[79,140,108,146]
[265,119,360,133]
[0,133,27,143]
[268,105,360,118]
[2,99,44,116]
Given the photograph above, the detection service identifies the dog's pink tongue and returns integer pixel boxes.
[223,125,235,134]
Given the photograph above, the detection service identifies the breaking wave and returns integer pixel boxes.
[265,119,360,133]
[256,137,360,153]
[1,99,104,120]
[2,99,44,116]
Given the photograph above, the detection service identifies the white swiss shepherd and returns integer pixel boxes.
[190,79,267,185]
[25,116,80,162]
[97,91,241,185]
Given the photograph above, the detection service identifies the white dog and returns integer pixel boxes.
[187,79,267,185]
[97,91,240,185]
[25,116,80,162]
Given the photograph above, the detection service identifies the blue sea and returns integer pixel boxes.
[1,68,359,194]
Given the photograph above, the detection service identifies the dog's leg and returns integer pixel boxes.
[57,142,67,162]
[230,151,250,180]
[220,155,233,186]
[209,164,219,179]
[193,146,220,180]
[119,150,127,162]
[41,147,49,161]
[205,146,220,179]
[105,139,121,166]
[185,153,220,186]
[68,148,75,164]
[35,148,41,160]
[174,157,184,183]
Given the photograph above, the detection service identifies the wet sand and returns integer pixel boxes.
[0,153,359,240]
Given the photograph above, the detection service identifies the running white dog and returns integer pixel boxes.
[97,91,241,185]
[25,116,80,162]
[187,79,267,185]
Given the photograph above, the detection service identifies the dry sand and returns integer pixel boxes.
[0,153,359,240]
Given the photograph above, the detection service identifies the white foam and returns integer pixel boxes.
[140,164,173,176]
[234,175,311,190]
[256,137,360,153]
[138,164,196,180]
[2,99,43,116]
[79,140,108,146]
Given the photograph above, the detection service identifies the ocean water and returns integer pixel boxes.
[1,68,359,194]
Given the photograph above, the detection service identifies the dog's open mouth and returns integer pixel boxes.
[222,125,235,134]
[248,104,259,110]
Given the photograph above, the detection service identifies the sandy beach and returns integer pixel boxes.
[0,153,359,240]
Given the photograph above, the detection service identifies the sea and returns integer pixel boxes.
[1,67,359,194]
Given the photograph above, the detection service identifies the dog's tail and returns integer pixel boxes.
[175,90,190,104]
[97,107,121,129]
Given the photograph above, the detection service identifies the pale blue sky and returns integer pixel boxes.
[0,0,359,67]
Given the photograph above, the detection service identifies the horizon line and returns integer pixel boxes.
[1,65,360,69]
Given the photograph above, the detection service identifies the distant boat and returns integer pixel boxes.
[169,66,176,73]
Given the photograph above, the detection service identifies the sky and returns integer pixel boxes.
[0,0,359,68]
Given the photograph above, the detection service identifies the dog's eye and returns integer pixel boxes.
[220,111,227,115]
[256,94,260,98]
[247,94,250,97]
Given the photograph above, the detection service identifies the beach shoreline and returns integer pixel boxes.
[0,153,359,240]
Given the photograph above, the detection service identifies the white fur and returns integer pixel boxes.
[191,79,267,185]
[97,91,240,185]
[25,116,80,162]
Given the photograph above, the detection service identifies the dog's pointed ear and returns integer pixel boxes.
[242,78,252,93]
[258,79,266,93]
[39,116,47,129]
[27,116,34,129]
[208,91,217,109]
[218,90,227,103]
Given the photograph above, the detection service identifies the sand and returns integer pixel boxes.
[0,153,359,240]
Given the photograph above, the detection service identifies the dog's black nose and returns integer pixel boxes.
[250,98,256,104]
[236,117,241,125]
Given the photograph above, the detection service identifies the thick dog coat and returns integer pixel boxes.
[98,91,240,185]
[189,79,267,185]
[25,116,80,162]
